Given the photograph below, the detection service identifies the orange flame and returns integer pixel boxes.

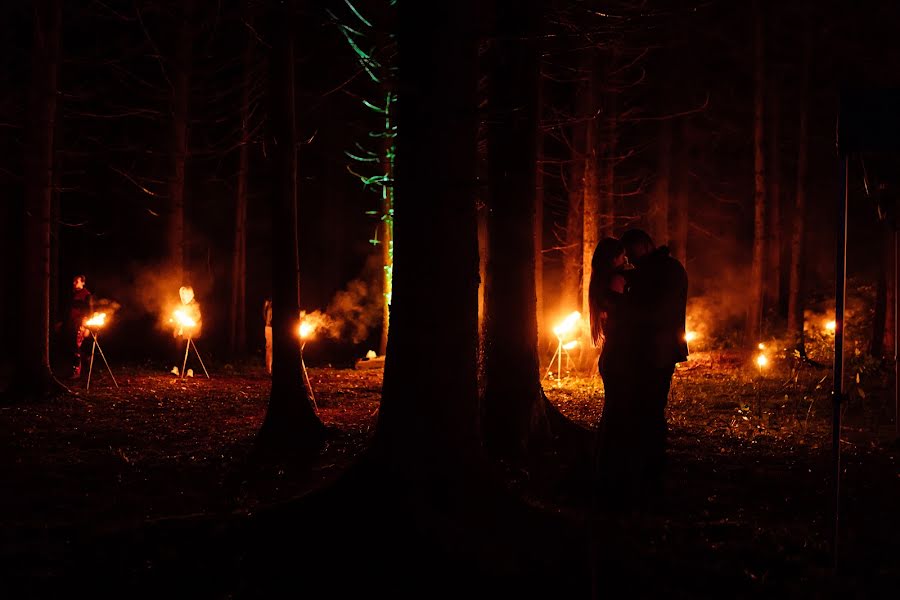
[756,353,768,368]
[562,340,578,350]
[298,321,314,340]
[685,331,698,343]
[553,311,581,339]
[84,312,107,328]
[171,309,196,329]
[825,320,836,332]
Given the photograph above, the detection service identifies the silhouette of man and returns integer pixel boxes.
[620,229,688,487]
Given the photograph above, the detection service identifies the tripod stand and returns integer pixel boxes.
[544,338,577,384]
[180,335,210,379]
[86,330,119,391]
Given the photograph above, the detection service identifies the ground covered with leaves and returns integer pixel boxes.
[1,348,898,597]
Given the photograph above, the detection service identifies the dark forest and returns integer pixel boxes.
[2,0,899,597]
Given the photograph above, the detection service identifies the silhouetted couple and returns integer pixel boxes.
[588,229,688,509]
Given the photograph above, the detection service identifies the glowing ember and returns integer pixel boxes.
[563,340,578,350]
[685,331,698,343]
[756,354,768,368]
[757,342,766,350]
[825,320,836,332]
[553,311,581,339]
[84,312,107,328]
[171,309,197,329]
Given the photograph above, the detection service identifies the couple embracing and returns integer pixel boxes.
[588,229,689,506]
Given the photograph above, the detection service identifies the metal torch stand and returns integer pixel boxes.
[544,337,575,383]
[181,335,211,379]
[86,330,119,391]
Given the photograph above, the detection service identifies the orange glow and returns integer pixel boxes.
[84,312,107,328]
[298,321,314,340]
[825,320,836,332]
[757,342,766,350]
[563,340,578,350]
[756,354,768,368]
[553,311,581,339]
[685,331,698,343]
[171,309,196,329]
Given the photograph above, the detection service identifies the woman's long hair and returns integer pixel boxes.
[588,237,625,347]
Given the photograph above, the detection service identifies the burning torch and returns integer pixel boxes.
[83,312,119,391]
[544,311,581,384]
[170,288,210,379]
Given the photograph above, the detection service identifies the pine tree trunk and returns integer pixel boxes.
[651,120,671,247]
[787,14,811,349]
[378,90,394,357]
[229,15,252,357]
[747,0,767,342]
[169,0,192,285]
[375,0,481,479]
[482,0,547,457]
[766,85,782,315]
[535,64,545,348]
[672,120,690,264]
[582,136,599,321]
[601,50,617,239]
[582,54,600,321]
[257,0,325,447]
[562,49,590,314]
[19,0,63,394]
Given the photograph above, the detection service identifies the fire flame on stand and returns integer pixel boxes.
[563,340,578,350]
[295,311,330,343]
[756,353,768,368]
[169,286,201,337]
[84,312,107,329]
[172,309,196,329]
[553,311,581,339]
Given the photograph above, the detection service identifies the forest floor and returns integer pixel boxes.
[1,347,898,598]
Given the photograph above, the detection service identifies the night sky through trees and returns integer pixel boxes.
[2,1,900,597]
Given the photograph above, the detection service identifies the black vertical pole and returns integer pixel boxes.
[832,153,849,567]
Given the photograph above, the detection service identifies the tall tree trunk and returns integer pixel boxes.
[18,0,63,395]
[582,54,600,322]
[483,0,547,457]
[766,84,782,315]
[563,49,590,314]
[375,0,481,480]
[535,63,545,347]
[601,50,617,239]
[747,0,767,342]
[229,14,253,357]
[650,119,671,247]
[169,0,192,285]
[257,0,325,447]
[787,13,811,350]
[378,89,394,357]
[672,120,690,263]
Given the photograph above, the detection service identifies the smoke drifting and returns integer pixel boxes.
[301,256,384,344]
[128,265,205,337]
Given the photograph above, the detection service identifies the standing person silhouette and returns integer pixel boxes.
[620,228,688,491]
[65,275,92,379]
[588,237,640,505]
